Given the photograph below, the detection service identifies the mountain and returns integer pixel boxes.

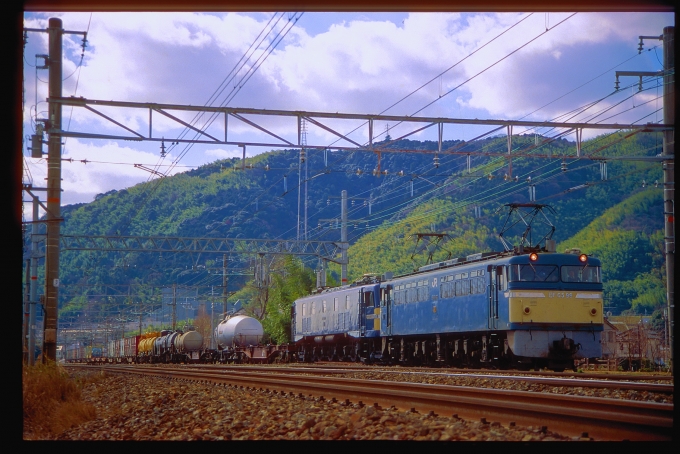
[27,131,666,321]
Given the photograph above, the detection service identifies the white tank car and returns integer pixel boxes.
[214,315,264,348]
[176,331,203,352]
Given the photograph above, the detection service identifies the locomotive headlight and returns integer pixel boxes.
[529,252,538,261]
[579,254,588,263]
[590,308,597,316]
[523,307,531,314]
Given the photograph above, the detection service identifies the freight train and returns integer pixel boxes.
[63,205,604,371]
[64,329,207,364]
[63,315,292,365]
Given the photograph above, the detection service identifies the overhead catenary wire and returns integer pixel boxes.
[100,13,303,237]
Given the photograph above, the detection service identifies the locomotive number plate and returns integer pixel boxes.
[548,292,573,298]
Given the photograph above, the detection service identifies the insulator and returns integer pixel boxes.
[642,180,646,188]
[433,155,440,168]
[655,180,659,188]
[351,200,355,206]
[382,170,389,175]
[561,161,567,172]
[264,164,270,171]
[503,174,509,181]
[356,169,363,175]
[327,199,330,206]
[300,149,305,162]
[398,170,404,176]
[514,176,519,182]
[488,174,494,180]
[526,176,532,183]
[372,169,379,176]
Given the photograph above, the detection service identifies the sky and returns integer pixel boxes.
[21,11,674,220]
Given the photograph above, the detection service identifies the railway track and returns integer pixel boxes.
[71,364,673,441]
[308,362,673,381]
[184,364,674,394]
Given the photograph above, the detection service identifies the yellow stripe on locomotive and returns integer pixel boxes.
[507,291,603,324]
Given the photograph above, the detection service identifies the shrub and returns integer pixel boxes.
[23,361,98,439]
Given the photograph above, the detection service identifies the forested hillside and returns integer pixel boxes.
[32,131,666,328]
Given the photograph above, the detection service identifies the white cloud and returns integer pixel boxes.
[205,147,240,159]
[22,10,674,216]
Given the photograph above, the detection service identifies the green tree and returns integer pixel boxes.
[261,256,315,343]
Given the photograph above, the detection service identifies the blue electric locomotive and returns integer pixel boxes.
[292,205,603,371]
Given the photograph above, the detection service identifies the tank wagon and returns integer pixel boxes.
[65,329,205,364]
[208,315,292,364]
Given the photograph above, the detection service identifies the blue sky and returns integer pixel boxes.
[22,11,674,215]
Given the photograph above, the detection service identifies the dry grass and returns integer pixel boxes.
[23,361,101,439]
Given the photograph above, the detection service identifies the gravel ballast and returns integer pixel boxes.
[51,369,597,441]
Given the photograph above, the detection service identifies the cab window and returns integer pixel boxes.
[508,264,559,282]
[561,265,601,283]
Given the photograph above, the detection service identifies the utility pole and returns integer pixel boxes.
[172,283,177,331]
[43,17,63,362]
[29,196,41,365]
[222,254,228,317]
[23,258,30,363]
[23,19,87,362]
[661,26,674,372]
[341,190,347,285]
[616,26,674,373]
[320,190,368,287]
[210,288,215,349]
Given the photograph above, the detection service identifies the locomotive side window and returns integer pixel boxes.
[461,279,470,295]
[498,268,508,290]
[322,300,327,313]
[345,295,351,310]
[477,276,485,293]
[311,302,316,315]
[302,303,306,317]
[417,280,428,301]
[440,281,454,299]
[334,297,339,312]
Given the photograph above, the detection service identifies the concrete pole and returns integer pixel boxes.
[662,26,674,372]
[29,196,40,365]
[43,18,62,362]
[172,283,177,331]
[222,254,228,316]
[341,190,348,285]
[23,260,30,363]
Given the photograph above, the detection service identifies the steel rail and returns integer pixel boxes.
[185,364,675,393]
[282,362,676,381]
[89,364,673,441]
